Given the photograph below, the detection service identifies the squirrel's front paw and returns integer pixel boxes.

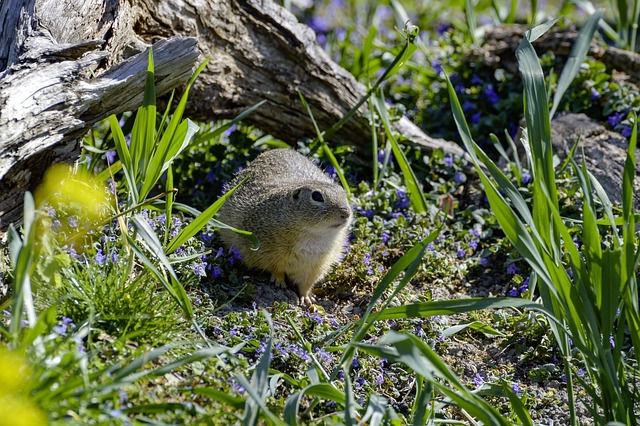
[270,273,287,289]
[298,294,317,306]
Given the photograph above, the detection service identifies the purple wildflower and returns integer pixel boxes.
[473,373,484,387]
[453,171,466,184]
[444,154,454,167]
[506,263,520,275]
[470,74,483,85]
[485,84,499,104]
[95,249,106,266]
[511,382,521,395]
[607,112,625,127]
[522,172,532,185]
[622,125,632,138]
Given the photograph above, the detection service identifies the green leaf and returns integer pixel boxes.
[284,384,350,424]
[242,310,274,426]
[128,216,193,320]
[109,115,138,203]
[441,320,504,337]
[550,10,604,118]
[165,174,258,254]
[373,90,428,213]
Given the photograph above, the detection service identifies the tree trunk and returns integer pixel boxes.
[0,0,463,230]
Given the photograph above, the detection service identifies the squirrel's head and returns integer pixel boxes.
[289,182,352,232]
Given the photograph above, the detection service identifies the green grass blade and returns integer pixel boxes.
[323,23,418,142]
[375,297,555,321]
[516,33,556,207]
[139,118,199,200]
[298,90,351,196]
[441,321,504,337]
[528,18,559,42]
[357,332,511,425]
[109,115,138,203]
[166,174,257,254]
[193,100,266,146]
[284,384,349,424]
[128,216,194,320]
[465,0,478,44]
[502,382,534,425]
[373,90,428,213]
[242,310,274,426]
[191,388,244,409]
[332,233,436,379]
[360,394,387,426]
[550,9,604,118]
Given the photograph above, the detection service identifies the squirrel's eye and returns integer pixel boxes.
[311,191,324,202]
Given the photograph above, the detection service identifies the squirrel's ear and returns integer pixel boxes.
[291,188,302,201]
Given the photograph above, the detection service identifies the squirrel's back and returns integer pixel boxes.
[217,148,352,305]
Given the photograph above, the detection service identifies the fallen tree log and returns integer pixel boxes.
[0,0,463,229]
[469,24,640,83]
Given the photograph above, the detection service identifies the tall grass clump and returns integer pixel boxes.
[448,12,640,425]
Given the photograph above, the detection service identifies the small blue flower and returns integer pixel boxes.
[462,99,475,111]
[193,262,206,276]
[469,239,478,249]
[479,257,489,267]
[311,312,324,324]
[95,249,106,266]
[506,263,520,275]
[622,125,632,138]
[314,347,332,362]
[508,287,519,297]
[381,231,390,244]
[68,216,78,228]
[395,190,410,210]
[104,150,117,164]
[511,382,521,395]
[431,60,443,75]
[457,248,465,258]
[471,112,482,124]
[325,165,337,179]
[521,172,532,185]
[444,154,454,167]
[427,242,435,251]
[229,246,243,261]
[453,171,466,184]
[485,84,499,104]
[607,112,625,127]
[351,357,360,368]
[473,373,484,387]
[470,74,483,85]
[591,88,599,100]
[211,266,222,279]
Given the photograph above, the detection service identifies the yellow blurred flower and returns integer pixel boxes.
[0,348,46,426]
[35,163,110,223]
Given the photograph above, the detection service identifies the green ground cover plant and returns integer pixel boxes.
[1,0,639,424]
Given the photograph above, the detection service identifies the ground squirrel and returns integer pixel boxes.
[217,148,352,305]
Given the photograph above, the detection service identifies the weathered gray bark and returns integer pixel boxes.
[0,0,463,230]
[470,24,640,83]
[550,113,640,208]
